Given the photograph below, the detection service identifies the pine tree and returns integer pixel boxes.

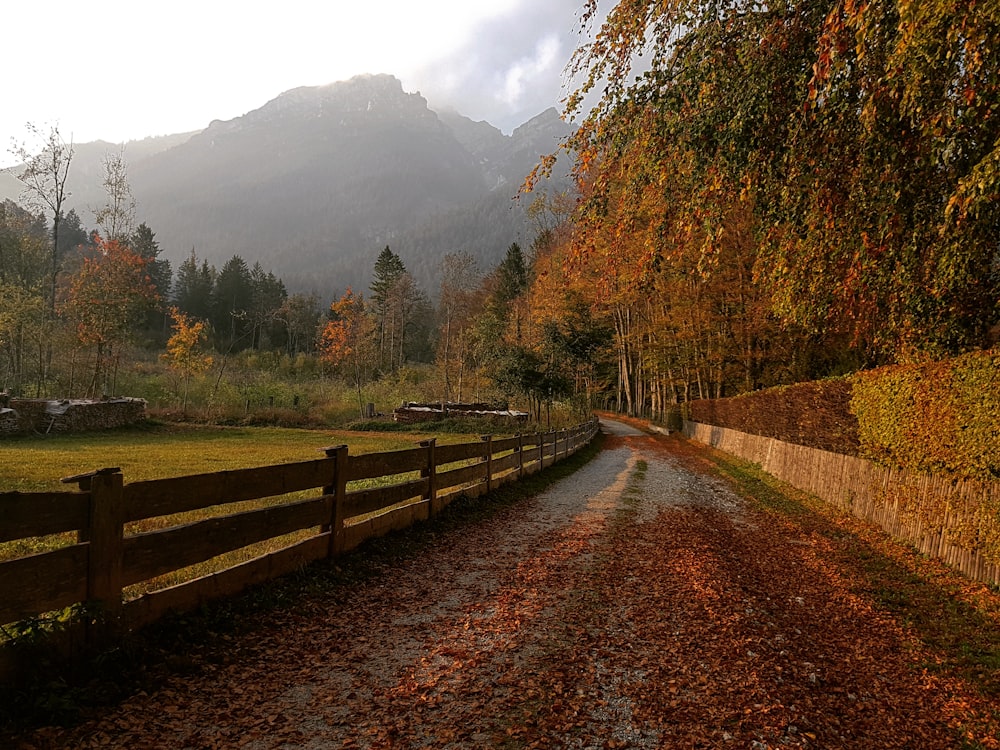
[172,249,215,322]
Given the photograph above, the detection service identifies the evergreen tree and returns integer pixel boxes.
[132,223,172,343]
[369,246,407,371]
[212,255,253,351]
[172,249,215,322]
[248,261,287,350]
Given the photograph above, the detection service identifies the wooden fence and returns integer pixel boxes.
[683,421,1000,586]
[1,420,599,636]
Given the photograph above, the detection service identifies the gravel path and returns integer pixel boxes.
[16,419,997,749]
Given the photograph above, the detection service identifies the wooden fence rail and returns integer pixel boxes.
[0,419,600,635]
[683,420,1000,586]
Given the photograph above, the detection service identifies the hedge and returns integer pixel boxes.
[851,350,1000,481]
[685,378,859,455]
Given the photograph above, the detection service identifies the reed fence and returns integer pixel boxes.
[683,421,1000,585]
[1,420,599,638]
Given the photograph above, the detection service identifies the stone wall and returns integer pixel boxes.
[3,398,147,436]
[0,408,18,435]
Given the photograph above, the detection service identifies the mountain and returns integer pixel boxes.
[3,74,575,297]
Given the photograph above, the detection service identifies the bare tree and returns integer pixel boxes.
[94,147,136,243]
[438,252,483,402]
[8,123,74,316]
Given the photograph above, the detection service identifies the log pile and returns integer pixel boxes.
[392,402,529,424]
[3,397,147,436]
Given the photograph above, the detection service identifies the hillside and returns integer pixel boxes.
[3,75,574,296]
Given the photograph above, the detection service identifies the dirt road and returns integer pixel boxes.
[17,419,998,748]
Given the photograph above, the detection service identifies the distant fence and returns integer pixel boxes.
[684,421,1000,586]
[1,420,599,641]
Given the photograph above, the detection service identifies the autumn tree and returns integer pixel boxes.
[319,288,377,416]
[162,307,213,412]
[60,235,158,396]
[553,0,1000,367]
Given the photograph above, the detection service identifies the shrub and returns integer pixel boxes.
[851,350,1000,480]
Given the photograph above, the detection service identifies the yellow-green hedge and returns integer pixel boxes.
[851,350,1000,480]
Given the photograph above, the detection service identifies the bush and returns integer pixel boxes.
[687,377,859,454]
[851,350,1000,480]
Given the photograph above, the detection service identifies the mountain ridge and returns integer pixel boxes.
[2,74,573,297]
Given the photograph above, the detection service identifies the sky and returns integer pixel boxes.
[2,0,595,167]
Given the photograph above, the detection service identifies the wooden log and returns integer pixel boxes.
[347,447,427,481]
[123,458,336,522]
[0,545,88,626]
[342,479,428,519]
[122,496,331,587]
[0,491,90,542]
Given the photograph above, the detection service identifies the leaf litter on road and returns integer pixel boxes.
[10,419,1000,749]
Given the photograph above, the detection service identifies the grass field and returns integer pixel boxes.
[0,422,489,597]
[0,423,455,492]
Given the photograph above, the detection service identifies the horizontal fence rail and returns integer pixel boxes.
[0,420,600,637]
[683,420,1000,586]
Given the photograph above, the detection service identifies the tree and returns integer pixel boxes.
[438,252,483,402]
[172,249,215,321]
[276,293,321,356]
[369,246,406,370]
[552,0,1000,365]
[212,255,254,351]
[60,235,158,396]
[0,200,49,394]
[319,288,377,416]
[8,124,74,318]
[131,223,171,342]
[162,307,213,413]
[94,148,136,244]
[247,262,287,350]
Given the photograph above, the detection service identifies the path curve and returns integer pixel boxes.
[16,419,994,749]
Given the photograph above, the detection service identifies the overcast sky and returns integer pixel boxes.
[2,0,595,167]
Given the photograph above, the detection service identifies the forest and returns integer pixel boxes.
[2,0,998,426]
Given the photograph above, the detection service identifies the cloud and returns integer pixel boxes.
[405,0,588,132]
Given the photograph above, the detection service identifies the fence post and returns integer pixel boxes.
[517,433,525,480]
[421,438,437,516]
[62,467,125,639]
[535,431,543,473]
[322,445,349,556]
[481,434,494,493]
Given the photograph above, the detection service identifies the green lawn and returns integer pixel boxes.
[1,423,448,492]
[1,423,479,595]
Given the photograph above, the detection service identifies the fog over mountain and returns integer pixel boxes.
[3,74,575,297]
